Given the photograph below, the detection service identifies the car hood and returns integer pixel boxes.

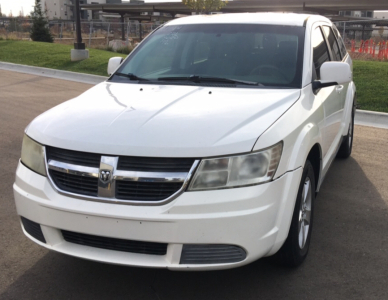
[27,82,300,157]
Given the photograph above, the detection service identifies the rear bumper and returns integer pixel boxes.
[14,162,302,270]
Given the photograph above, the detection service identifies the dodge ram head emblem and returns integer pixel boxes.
[100,170,111,183]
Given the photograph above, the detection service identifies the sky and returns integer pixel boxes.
[0,0,35,16]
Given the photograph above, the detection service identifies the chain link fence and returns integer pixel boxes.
[334,22,388,47]
[0,18,159,49]
[2,18,388,58]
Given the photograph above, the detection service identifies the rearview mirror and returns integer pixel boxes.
[107,57,124,75]
[313,62,352,91]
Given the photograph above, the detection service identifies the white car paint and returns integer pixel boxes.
[14,13,356,270]
[27,83,301,158]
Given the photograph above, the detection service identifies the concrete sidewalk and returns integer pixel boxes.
[0,61,107,85]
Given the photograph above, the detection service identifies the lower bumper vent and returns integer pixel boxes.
[21,217,46,243]
[62,230,167,255]
[180,244,246,264]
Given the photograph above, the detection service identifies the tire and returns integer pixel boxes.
[337,100,355,159]
[275,160,315,267]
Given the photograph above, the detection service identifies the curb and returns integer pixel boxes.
[0,62,107,85]
[355,109,388,129]
[1,62,387,129]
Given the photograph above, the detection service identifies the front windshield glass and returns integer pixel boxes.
[111,24,305,88]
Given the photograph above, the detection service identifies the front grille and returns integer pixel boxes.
[62,230,167,255]
[46,146,100,167]
[47,146,195,202]
[180,244,247,264]
[116,181,183,201]
[49,170,98,197]
[21,217,46,243]
[117,156,195,172]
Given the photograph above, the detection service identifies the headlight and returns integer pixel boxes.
[21,135,47,176]
[188,142,282,191]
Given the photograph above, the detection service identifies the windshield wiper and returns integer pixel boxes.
[158,75,262,86]
[114,72,149,81]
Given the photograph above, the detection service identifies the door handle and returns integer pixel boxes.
[336,85,344,93]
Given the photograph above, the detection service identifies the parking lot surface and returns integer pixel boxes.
[1,70,388,299]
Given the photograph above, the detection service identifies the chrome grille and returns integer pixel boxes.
[45,146,199,205]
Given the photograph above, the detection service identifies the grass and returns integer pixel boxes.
[0,41,387,113]
[353,60,388,113]
[0,40,126,76]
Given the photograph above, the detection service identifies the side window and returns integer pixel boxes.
[332,25,347,58]
[323,26,342,61]
[312,27,330,80]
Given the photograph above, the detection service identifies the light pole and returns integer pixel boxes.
[71,0,89,61]
[74,0,84,49]
[64,1,68,21]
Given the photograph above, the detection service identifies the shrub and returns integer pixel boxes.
[116,46,132,55]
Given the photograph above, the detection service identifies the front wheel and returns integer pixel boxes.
[275,160,315,267]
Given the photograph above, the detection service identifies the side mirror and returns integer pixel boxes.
[313,61,352,91]
[107,57,124,75]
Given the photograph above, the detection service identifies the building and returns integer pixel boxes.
[336,10,375,41]
[339,10,374,18]
[374,11,388,19]
[42,0,74,20]
[42,0,121,20]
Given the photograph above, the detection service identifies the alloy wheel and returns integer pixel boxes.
[298,177,312,249]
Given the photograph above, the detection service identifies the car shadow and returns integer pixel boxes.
[2,157,388,300]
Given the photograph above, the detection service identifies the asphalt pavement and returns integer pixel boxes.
[1,70,388,299]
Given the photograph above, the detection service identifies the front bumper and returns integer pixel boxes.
[14,162,302,270]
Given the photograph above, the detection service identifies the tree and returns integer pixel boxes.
[182,0,227,14]
[30,0,53,42]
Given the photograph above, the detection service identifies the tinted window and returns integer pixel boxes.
[332,25,347,58]
[112,24,306,88]
[312,27,330,80]
[323,26,342,61]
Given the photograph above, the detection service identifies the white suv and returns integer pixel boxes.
[14,13,355,270]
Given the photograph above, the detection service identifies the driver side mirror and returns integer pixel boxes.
[313,61,352,91]
[107,57,124,75]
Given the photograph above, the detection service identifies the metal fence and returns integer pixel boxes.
[2,18,388,53]
[0,18,159,48]
[334,21,388,45]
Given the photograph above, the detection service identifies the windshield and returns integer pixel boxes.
[111,24,305,88]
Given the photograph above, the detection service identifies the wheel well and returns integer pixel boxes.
[307,144,321,192]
